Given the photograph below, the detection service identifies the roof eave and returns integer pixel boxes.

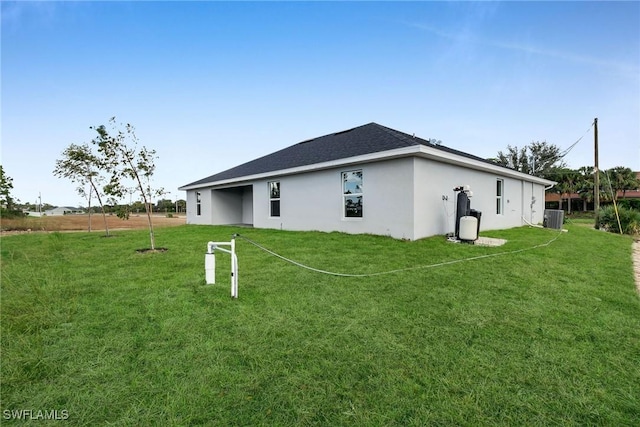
[178,146,419,190]
[416,145,556,186]
[178,144,555,191]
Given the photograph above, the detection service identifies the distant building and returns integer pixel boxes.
[545,171,640,211]
[43,206,85,216]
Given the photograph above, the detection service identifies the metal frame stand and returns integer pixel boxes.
[205,236,238,298]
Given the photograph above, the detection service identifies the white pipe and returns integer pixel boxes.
[208,241,232,253]
[522,215,544,228]
[523,214,567,232]
[213,246,232,255]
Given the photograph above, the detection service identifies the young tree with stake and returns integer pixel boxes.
[91,117,164,251]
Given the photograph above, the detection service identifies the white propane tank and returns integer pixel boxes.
[459,216,478,241]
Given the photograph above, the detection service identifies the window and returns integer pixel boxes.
[496,179,504,214]
[196,191,202,216]
[342,170,363,218]
[269,181,280,217]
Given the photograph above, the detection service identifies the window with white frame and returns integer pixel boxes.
[269,181,280,217]
[496,179,504,214]
[342,170,363,218]
[196,191,202,216]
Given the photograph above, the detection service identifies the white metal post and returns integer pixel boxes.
[205,239,238,299]
[231,237,238,298]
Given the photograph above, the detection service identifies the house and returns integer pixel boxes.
[179,123,554,240]
[44,206,84,216]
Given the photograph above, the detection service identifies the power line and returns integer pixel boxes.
[559,121,594,159]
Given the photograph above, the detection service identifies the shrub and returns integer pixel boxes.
[617,198,640,210]
[0,209,25,219]
[598,205,640,235]
[565,211,595,220]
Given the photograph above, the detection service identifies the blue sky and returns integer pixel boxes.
[2,1,639,207]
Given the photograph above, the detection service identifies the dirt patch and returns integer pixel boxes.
[136,247,169,254]
[1,214,185,234]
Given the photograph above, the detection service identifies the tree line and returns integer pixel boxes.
[491,141,640,213]
[6,199,185,215]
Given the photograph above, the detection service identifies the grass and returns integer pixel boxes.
[1,224,639,425]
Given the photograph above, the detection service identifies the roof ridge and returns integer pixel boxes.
[179,122,526,189]
[372,123,498,165]
[296,123,374,145]
[371,123,425,147]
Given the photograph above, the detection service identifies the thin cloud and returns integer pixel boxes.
[491,39,638,76]
[408,21,639,77]
[1,1,58,31]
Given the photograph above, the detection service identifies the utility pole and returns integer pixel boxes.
[594,118,599,229]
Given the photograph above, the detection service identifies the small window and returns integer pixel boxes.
[269,181,280,217]
[342,170,363,218]
[496,179,504,215]
[196,191,202,216]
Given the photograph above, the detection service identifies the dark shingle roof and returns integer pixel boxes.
[181,123,495,187]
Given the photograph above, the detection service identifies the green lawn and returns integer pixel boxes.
[1,224,639,425]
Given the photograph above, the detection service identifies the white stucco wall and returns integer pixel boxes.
[185,188,212,225]
[242,187,254,225]
[252,158,415,239]
[185,186,252,225]
[521,181,544,225]
[185,155,548,239]
[412,158,546,239]
[210,188,243,224]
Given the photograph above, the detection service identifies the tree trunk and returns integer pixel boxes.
[121,148,155,250]
[144,200,156,250]
[90,179,110,236]
[87,186,92,232]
